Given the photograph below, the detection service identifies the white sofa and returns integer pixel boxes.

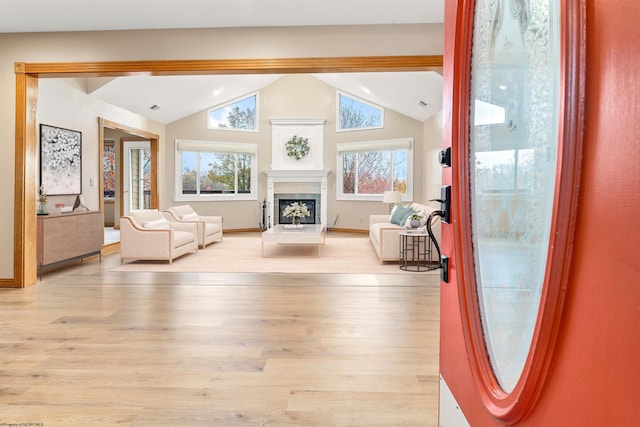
[369,202,442,263]
[120,209,198,264]
[164,205,223,248]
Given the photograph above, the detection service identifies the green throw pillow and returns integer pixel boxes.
[390,205,414,226]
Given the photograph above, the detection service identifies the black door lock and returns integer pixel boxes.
[438,147,451,168]
[430,185,451,224]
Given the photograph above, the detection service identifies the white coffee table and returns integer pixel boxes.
[261,224,326,257]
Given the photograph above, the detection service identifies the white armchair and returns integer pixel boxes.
[164,205,223,248]
[120,209,198,264]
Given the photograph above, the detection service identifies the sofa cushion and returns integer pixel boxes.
[390,205,414,226]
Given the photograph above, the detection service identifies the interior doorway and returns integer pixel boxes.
[98,118,159,248]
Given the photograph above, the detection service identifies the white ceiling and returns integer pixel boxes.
[1,0,444,124]
[0,0,444,33]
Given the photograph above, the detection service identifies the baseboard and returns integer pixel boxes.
[0,278,19,288]
[224,228,262,233]
[102,242,120,255]
[327,227,368,234]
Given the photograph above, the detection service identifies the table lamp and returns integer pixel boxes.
[383,190,401,213]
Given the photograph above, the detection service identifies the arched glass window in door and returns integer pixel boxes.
[470,0,561,393]
[455,0,585,422]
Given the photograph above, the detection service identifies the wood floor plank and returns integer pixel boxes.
[0,239,440,426]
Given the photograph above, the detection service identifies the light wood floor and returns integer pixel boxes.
[0,246,441,426]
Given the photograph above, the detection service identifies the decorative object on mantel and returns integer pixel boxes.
[37,185,48,215]
[285,134,310,160]
[283,201,310,226]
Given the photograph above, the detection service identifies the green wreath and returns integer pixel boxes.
[285,135,310,160]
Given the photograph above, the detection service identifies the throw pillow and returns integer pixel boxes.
[143,218,170,229]
[390,204,399,218]
[390,205,414,226]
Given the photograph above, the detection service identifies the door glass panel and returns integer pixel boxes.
[469,0,560,392]
[123,141,151,214]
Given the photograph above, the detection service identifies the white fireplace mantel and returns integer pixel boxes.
[265,169,331,226]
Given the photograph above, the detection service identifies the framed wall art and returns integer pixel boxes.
[39,124,82,195]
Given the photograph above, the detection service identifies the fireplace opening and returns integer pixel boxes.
[279,199,316,224]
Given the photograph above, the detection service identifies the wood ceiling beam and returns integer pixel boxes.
[16,55,444,78]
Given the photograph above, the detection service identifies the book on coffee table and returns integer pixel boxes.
[283,224,304,230]
[404,226,427,234]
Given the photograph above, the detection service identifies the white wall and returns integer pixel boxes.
[37,78,165,212]
[0,24,443,278]
[422,111,444,202]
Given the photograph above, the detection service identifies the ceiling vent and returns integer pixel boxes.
[418,100,428,107]
[149,104,161,111]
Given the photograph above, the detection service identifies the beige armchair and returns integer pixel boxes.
[120,209,198,264]
[164,205,223,248]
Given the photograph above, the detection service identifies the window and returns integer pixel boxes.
[336,138,413,201]
[175,139,257,201]
[207,93,258,132]
[337,91,384,132]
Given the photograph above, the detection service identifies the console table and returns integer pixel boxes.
[37,210,103,278]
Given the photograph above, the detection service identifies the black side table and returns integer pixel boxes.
[399,230,437,272]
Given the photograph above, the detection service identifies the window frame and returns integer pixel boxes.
[206,92,259,132]
[336,91,384,132]
[174,139,258,202]
[336,138,413,202]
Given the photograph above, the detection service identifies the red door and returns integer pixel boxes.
[439,0,640,426]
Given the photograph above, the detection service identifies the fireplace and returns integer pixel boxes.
[265,169,331,226]
[278,199,317,224]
